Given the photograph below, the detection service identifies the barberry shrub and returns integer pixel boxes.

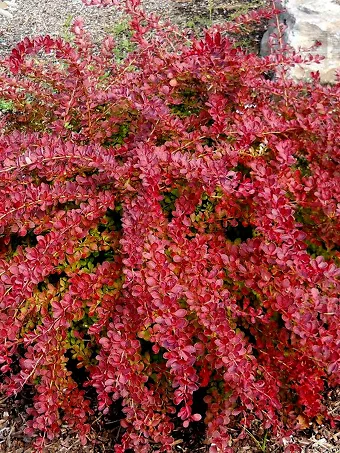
[0,0,339,451]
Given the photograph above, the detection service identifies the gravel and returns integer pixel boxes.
[0,0,266,59]
[0,0,177,59]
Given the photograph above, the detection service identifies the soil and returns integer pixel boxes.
[0,1,339,452]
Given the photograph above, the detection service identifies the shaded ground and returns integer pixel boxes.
[0,0,339,452]
[0,386,339,452]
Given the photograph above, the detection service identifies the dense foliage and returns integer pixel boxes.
[0,0,339,451]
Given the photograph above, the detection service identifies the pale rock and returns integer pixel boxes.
[261,0,340,84]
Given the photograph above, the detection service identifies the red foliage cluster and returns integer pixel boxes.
[0,0,339,451]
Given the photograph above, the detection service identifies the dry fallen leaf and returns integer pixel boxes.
[296,415,309,429]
